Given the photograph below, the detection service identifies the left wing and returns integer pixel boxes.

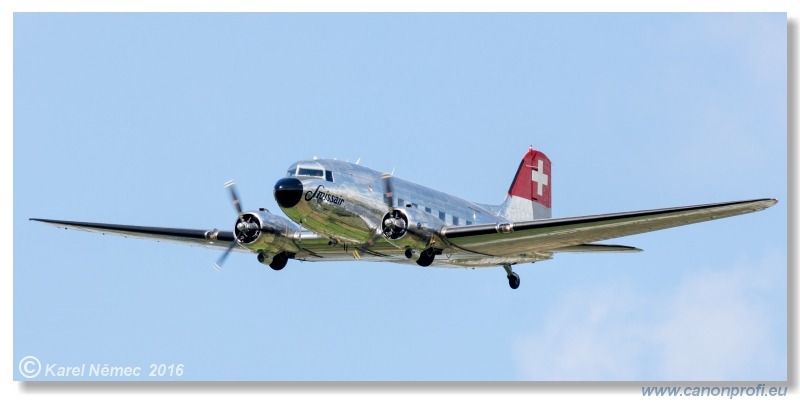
[439,198,777,256]
[30,218,240,252]
[28,218,409,263]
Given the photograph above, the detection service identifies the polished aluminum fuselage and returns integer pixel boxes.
[275,159,551,267]
[282,159,499,240]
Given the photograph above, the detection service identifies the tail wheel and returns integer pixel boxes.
[507,272,520,289]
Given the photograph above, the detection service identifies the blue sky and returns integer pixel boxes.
[12,12,787,382]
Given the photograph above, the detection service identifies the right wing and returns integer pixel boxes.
[440,198,777,257]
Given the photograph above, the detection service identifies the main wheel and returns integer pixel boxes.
[269,251,288,271]
[416,248,435,267]
[507,272,520,289]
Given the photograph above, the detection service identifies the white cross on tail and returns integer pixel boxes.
[531,159,548,196]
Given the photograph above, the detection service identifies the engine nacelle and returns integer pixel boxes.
[381,208,444,252]
[234,209,299,255]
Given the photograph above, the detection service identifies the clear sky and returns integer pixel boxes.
[12,12,787,384]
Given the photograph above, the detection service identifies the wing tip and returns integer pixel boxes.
[752,198,778,210]
[29,218,55,224]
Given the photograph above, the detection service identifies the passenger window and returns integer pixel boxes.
[398,198,404,208]
[453,216,460,225]
[466,220,472,225]
[439,211,446,221]
[325,171,334,182]
[425,207,432,213]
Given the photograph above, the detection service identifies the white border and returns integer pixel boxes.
[2,1,796,402]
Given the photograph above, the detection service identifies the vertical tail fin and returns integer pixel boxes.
[498,147,551,221]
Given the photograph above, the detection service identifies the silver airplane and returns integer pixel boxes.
[31,148,777,289]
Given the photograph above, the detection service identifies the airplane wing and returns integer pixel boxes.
[29,218,242,252]
[28,217,416,263]
[439,198,777,257]
[30,198,776,266]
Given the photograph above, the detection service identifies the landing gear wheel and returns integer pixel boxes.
[269,251,288,271]
[416,248,435,267]
[507,272,520,289]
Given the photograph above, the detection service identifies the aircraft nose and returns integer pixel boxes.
[274,177,304,208]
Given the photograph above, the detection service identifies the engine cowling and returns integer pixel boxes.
[234,210,299,256]
[381,208,444,252]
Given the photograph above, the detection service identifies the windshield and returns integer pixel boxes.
[286,163,333,181]
[297,167,324,177]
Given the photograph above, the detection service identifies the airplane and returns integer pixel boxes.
[30,147,777,289]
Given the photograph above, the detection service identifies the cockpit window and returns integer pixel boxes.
[297,167,324,177]
[286,163,332,180]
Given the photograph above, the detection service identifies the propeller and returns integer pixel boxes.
[372,172,412,244]
[382,210,407,239]
[379,172,432,245]
[213,242,236,271]
[381,173,395,209]
[213,180,244,270]
[225,179,243,217]
[363,173,396,247]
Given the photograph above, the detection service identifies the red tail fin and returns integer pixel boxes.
[509,148,551,208]
[500,148,552,220]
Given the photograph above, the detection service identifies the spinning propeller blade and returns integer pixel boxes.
[214,180,244,270]
[225,180,243,216]
[381,173,395,209]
